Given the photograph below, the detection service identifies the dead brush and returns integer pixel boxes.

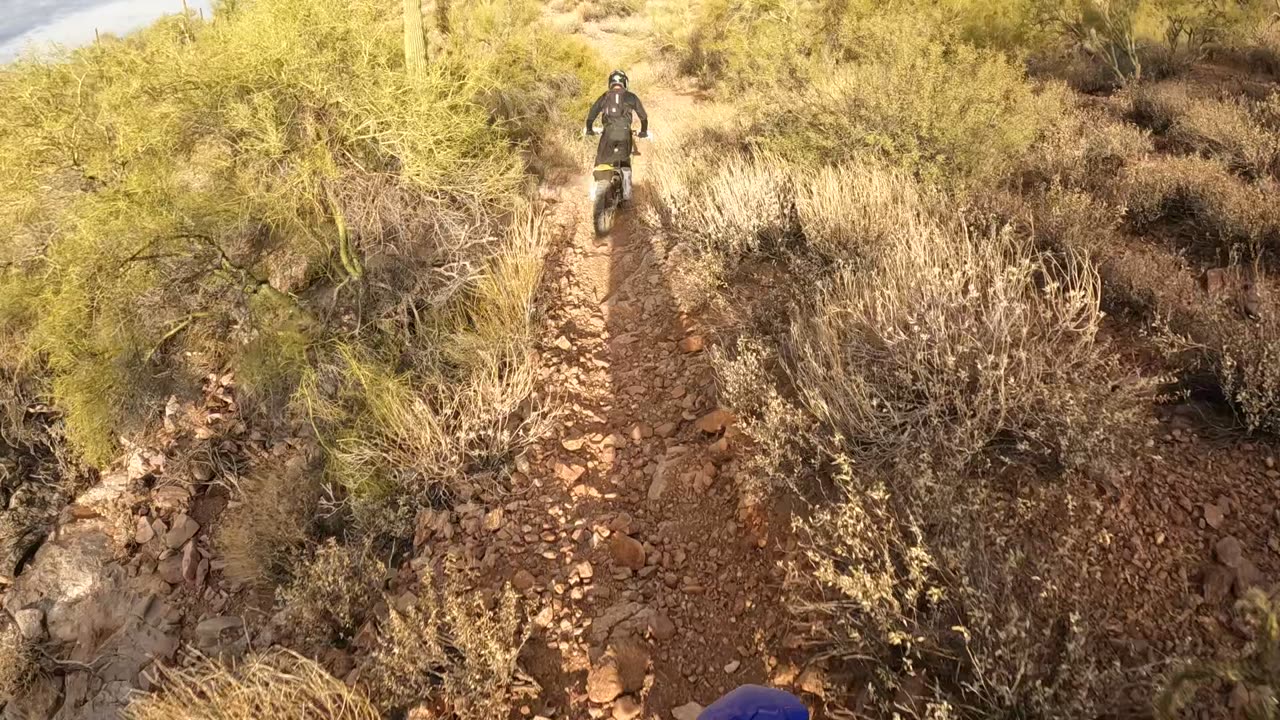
[1021,105,1154,192]
[795,462,1109,718]
[125,648,380,720]
[785,165,1147,475]
[216,453,320,590]
[277,539,387,649]
[1118,155,1280,258]
[0,616,39,702]
[365,571,532,719]
[1131,83,1280,179]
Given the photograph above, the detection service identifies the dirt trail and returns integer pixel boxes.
[491,15,799,719]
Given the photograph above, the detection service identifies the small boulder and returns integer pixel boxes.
[512,569,537,592]
[134,516,155,545]
[1203,503,1226,530]
[678,336,705,354]
[695,409,734,435]
[587,657,625,704]
[610,534,646,570]
[612,634,650,695]
[164,514,200,549]
[13,608,46,640]
[613,695,643,720]
[798,664,827,697]
[158,554,185,586]
[181,541,199,583]
[672,702,704,720]
[648,612,675,641]
[1215,536,1245,568]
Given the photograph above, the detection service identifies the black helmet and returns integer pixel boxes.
[607,69,628,89]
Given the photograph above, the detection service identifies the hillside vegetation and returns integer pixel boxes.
[640,0,1280,716]
[0,0,598,717]
[4,0,1280,717]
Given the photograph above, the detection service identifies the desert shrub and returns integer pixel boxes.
[1119,155,1280,256]
[448,0,603,139]
[1150,0,1274,60]
[578,0,644,21]
[1023,104,1155,190]
[299,209,547,536]
[1131,82,1280,178]
[1156,588,1280,719]
[0,617,38,701]
[366,574,531,718]
[216,452,321,590]
[125,649,380,720]
[278,539,387,648]
[1240,22,1280,76]
[939,0,1060,51]
[1044,0,1149,83]
[784,166,1145,474]
[667,0,815,91]
[1214,312,1280,433]
[700,164,1141,717]
[748,41,1065,188]
[795,465,1107,717]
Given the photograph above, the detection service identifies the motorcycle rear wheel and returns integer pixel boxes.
[592,179,617,236]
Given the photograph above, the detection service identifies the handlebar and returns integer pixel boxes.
[583,128,654,141]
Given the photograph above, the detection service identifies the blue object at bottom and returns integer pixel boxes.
[698,685,810,720]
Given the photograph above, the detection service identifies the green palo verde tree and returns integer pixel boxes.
[0,0,591,465]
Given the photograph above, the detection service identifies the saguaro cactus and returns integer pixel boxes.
[403,0,429,74]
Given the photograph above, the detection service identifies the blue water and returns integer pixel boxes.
[0,0,213,62]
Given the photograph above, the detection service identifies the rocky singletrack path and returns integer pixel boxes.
[487,15,802,720]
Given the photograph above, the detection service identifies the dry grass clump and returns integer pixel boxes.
[786,165,1146,475]
[278,540,387,648]
[1130,82,1280,178]
[1118,155,1280,257]
[577,0,643,21]
[0,618,39,702]
[299,208,549,536]
[366,574,531,718]
[216,453,321,590]
[125,649,380,720]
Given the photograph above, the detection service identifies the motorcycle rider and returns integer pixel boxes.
[585,69,648,204]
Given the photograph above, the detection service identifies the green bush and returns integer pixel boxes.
[749,39,1065,187]
[0,0,594,465]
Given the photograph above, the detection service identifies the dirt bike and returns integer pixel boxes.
[587,130,650,237]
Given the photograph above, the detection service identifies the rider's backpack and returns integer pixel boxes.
[602,87,631,126]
